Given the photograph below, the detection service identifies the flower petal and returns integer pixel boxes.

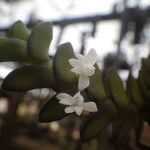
[69,58,80,67]
[78,75,89,91]
[85,49,97,65]
[82,102,98,112]
[65,106,75,114]
[59,98,74,105]
[70,67,82,74]
[56,93,72,100]
[75,106,83,116]
[75,54,84,61]
[49,88,57,98]
[73,91,84,104]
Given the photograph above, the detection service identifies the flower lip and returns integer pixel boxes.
[72,91,84,106]
[81,64,95,76]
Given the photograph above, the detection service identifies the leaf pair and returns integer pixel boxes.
[1,42,77,92]
[0,21,52,63]
[104,68,130,108]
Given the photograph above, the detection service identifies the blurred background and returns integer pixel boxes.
[0,0,150,149]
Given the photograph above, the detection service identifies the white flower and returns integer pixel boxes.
[56,92,98,116]
[69,49,97,91]
[29,88,56,99]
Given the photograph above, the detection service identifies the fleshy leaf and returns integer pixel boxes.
[54,42,76,85]
[86,65,107,102]
[38,96,68,122]
[141,58,150,75]
[141,66,150,89]
[107,68,130,108]
[28,22,52,62]
[126,72,144,107]
[138,71,150,101]
[0,38,28,62]
[80,100,117,142]
[113,106,137,147]
[1,64,55,92]
[9,20,30,41]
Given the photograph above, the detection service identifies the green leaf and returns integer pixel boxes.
[141,58,150,75]
[126,72,144,107]
[141,66,150,89]
[9,20,30,41]
[113,106,137,147]
[139,103,150,122]
[138,71,150,101]
[54,42,76,85]
[38,96,67,122]
[134,117,143,143]
[107,68,130,108]
[0,38,28,62]
[28,22,52,62]
[86,65,107,103]
[80,99,117,142]
[1,64,56,92]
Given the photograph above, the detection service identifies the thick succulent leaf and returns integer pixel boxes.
[87,65,107,102]
[103,71,111,97]
[141,58,150,74]
[9,20,30,41]
[139,102,150,122]
[142,66,150,89]
[80,99,117,142]
[28,22,52,62]
[54,42,76,85]
[0,38,28,62]
[126,72,144,107]
[126,75,132,100]
[107,68,130,108]
[1,64,56,92]
[138,71,150,101]
[113,106,137,147]
[38,96,67,122]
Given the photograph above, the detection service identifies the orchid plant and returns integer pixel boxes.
[0,20,149,146]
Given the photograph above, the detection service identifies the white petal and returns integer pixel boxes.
[49,88,57,98]
[75,54,84,61]
[85,49,97,65]
[82,102,98,112]
[75,106,83,116]
[70,67,82,74]
[78,75,89,91]
[69,58,80,67]
[73,92,84,104]
[56,93,72,100]
[65,106,75,114]
[59,98,74,105]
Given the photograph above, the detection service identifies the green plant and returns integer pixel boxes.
[0,20,149,147]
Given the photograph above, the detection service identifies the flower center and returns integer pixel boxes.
[73,95,83,106]
[82,64,95,76]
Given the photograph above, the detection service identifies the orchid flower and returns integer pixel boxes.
[56,92,98,116]
[69,49,97,91]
